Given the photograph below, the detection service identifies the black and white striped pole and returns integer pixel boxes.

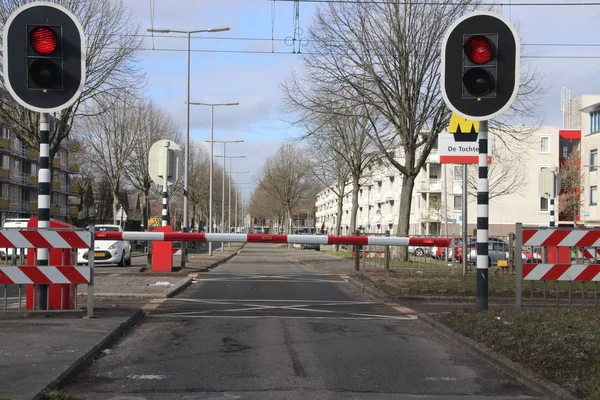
[37,112,51,308]
[549,198,555,228]
[476,120,489,311]
[441,11,520,312]
[162,141,170,227]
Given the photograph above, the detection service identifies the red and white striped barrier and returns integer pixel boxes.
[577,248,600,260]
[523,229,600,247]
[95,232,452,247]
[0,230,90,249]
[0,266,91,284]
[523,264,600,281]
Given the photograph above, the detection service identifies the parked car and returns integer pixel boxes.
[300,233,320,251]
[454,237,507,263]
[456,239,542,265]
[408,245,431,257]
[77,225,132,267]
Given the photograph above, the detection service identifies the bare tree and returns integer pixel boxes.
[466,137,529,199]
[258,142,318,233]
[0,0,144,159]
[559,151,584,223]
[308,135,351,248]
[124,100,180,229]
[79,95,141,224]
[284,1,544,259]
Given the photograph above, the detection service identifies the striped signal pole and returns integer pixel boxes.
[476,120,489,312]
[549,198,555,227]
[162,141,170,227]
[37,112,51,309]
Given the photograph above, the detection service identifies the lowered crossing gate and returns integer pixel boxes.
[95,231,452,248]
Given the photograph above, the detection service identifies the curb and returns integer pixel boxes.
[32,308,145,400]
[165,277,193,298]
[347,275,576,399]
[205,244,245,271]
[419,314,577,400]
[346,275,392,302]
[346,276,515,304]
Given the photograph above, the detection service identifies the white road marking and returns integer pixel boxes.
[167,298,377,304]
[425,377,457,381]
[193,279,345,283]
[149,315,416,321]
[127,374,166,380]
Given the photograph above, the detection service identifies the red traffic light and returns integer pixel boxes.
[464,35,493,64]
[30,27,57,54]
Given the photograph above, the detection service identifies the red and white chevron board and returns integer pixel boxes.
[0,266,91,284]
[95,232,452,247]
[578,248,600,260]
[523,229,600,247]
[0,230,91,249]
[523,264,600,281]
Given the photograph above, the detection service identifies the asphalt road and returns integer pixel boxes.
[64,243,542,399]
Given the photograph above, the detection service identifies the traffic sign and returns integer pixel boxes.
[439,113,492,164]
[441,11,520,121]
[539,167,560,199]
[148,140,182,186]
[3,2,86,113]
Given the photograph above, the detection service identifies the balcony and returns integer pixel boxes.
[28,176,38,185]
[28,202,37,212]
[0,169,10,180]
[427,148,440,163]
[420,208,441,222]
[0,138,10,149]
[0,199,9,210]
[52,158,61,167]
[69,185,80,195]
[70,207,79,216]
[51,205,60,215]
[69,164,80,173]
[29,149,39,159]
[418,178,442,192]
[52,181,61,190]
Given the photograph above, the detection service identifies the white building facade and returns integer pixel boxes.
[316,95,600,236]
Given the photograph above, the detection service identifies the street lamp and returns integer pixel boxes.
[147,26,230,263]
[215,155,246,233]
[236,182,253,233]
[190,102,239,255]
[207,140,244,241]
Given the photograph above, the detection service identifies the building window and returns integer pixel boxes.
[540,197,549,212]
[591,149,598,171]
[453,195,462,211]
[453,165,463,181]
[539,136,550,154]
[591,112,600,134]
[591,186,597,206]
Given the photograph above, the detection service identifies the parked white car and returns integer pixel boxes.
[77,225,132,267]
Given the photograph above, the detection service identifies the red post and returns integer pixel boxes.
[25,217,77,310]
[151,225,173,272]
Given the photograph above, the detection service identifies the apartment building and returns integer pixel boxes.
[0,126,79,225]
[315,100,598,236]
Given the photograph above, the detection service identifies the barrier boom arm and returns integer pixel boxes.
[95,232,452,247]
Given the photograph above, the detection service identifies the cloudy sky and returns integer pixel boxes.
[126,0,600,201]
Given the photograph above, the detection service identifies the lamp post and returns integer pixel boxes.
[208,140,244,242]
[147,27,230,263]
[215,155,246,233]
[190,102,239,255]
[235,182,253,233]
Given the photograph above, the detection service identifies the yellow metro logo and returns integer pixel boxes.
[448,113,479,142]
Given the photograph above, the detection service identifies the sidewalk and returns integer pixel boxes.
[0,308,144,400]
[0,243,244,399]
